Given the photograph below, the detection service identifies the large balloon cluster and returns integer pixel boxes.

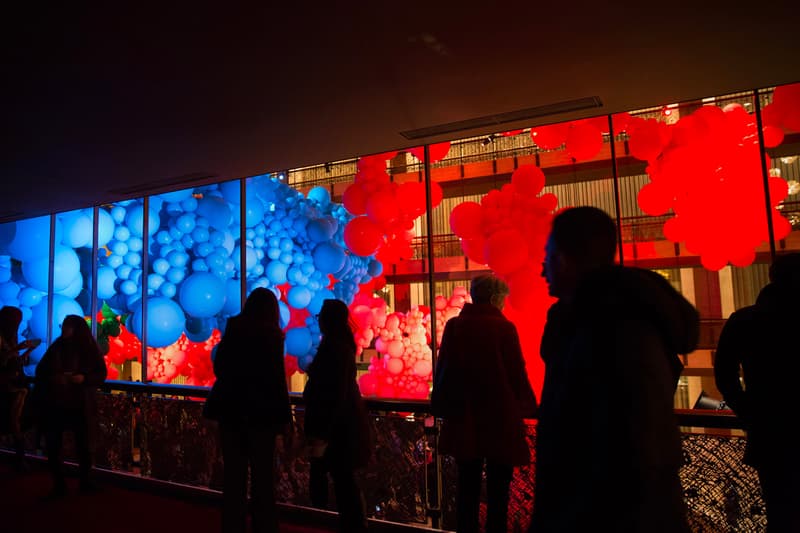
[0,214,94,372]
[0,173,390,382]
[628,98,795,271]
[530,114,631,161]
[448,164,559,394]
[342,149,445,266]
[350,286,469,399]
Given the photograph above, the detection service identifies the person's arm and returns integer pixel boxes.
[713,313,748,420]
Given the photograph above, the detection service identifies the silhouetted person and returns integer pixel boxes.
[431,274,538,533]
[714,252,800,533]
[204,287,291,533]
[35,314,107,498]
[531,206,698,533]
[0,305,38,471]
[303,299,371,533]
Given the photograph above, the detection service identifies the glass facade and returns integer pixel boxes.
[2,83,798,406]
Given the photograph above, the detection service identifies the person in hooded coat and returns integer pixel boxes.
[303,298,371,533]
[35,314,107,497]
[531,206,699,533]
[714,252,800,533]
[204,287,291,533]
[431,274,538,533]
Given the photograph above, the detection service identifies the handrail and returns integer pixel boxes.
[96,380,744,429]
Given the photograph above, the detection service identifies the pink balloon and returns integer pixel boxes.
[386,357,404,375]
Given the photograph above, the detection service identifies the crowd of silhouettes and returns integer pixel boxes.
[2,205,797,533]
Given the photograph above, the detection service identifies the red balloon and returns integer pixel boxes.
[430,181,443,208]
[566,121,604,161]
[762,125,785,148]
[511,165,546,196]
[366,187,400,226]
[611,112,632,133]
[460,236,487,265]
[531,123,569,150]
[408,142,451,163]
[484,229,529,275]
[768,177,789,205]
[396,181,426,216]
[449,201,483,238]
[627,118,665,162]
[501,129,524,137]
[344,216,384,256]
[342,183,368,215]
[773,82,800,132]
[637,182,673,216]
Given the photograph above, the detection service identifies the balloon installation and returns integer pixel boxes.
[449,164,559,394]
[529,114,631,162]
[351,285,470,399]
[627,85,800,271]
[0,174,386,386]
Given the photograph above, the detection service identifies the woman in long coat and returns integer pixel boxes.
[303,299,371,533]
[205,287,290,533]
[431,274,538,533]
[35,314,107,497]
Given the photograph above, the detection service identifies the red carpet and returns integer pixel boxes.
[0,458,334,533]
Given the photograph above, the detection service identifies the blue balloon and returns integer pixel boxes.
[159,282,177,299]
[307,289,335,315]
[57,274,83,299]
[8,216,52,262]
[223,279,242,316]
[18,287,44,308]
[179,272,226,318]
[185,316,214,343]
[191,226,210,243]
[307,186,331,205]
[109,206,126,224]
[114,225,131,242]
[30,294,84,341]
[219,181,241,204]
[96,267,117,300]
[127,236,143,252]
[0,281,19,302]
[181,196,198,212]
[152,258,170,275]
[368,259,383,277]
[307,217,337,243]
[196,197,233,231]
[158,189,194,203]
[287,286,312,309]
[266,261,288,284]
[60,211,93,248]
[129,297,185,348]
[285,326,312,357]
[125,204,160,238]
[312,242,346,274]
[278,301,290,329]
[176,214,196,234]
[245,200,265,228]
[119,279,137,296]
[148,273,165,292]
[166,267,185,285]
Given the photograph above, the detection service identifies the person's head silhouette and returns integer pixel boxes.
[469,274,509,310]
[242,287,281,328]
[542,206,617,299]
